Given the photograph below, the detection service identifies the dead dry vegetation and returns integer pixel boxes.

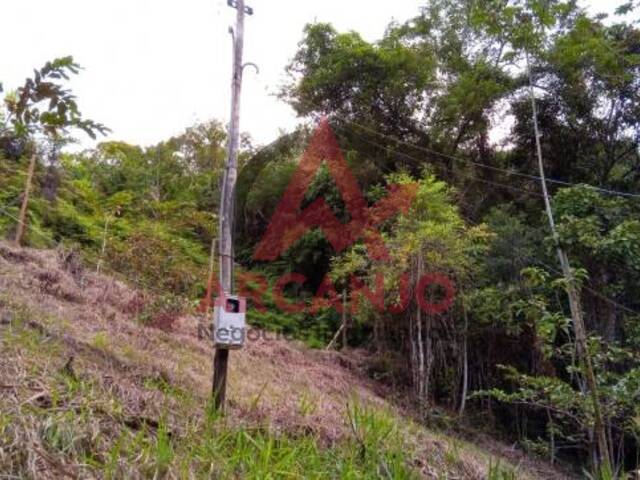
[0,241,572,479]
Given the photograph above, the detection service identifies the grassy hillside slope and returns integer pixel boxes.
[0,241,571,479]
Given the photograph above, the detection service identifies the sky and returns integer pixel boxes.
[0,0,632,151]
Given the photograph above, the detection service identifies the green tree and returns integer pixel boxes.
[1,56,109,245]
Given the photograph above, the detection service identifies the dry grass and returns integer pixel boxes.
[0,241,573,478]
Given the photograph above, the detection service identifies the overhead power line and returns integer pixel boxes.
[335,124,547,199]
[339,123,640,282]
[335,115,640,200]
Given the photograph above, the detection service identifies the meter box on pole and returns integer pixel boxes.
[213,295,246,349]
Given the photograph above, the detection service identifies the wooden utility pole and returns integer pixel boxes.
[14,151,37,247]
[208,237,217,282]
[526,51,611,473]
[212,0,252,411]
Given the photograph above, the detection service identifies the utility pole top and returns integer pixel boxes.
[227,0,253,15]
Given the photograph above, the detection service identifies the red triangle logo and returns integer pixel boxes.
[253,117,417,262]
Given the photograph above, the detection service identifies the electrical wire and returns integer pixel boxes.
[335,123,550,200]
[340,122,640,315]
[2,118,638,311]
[529,257,640,317]
[334,115,640,199]
[456,206,640,317]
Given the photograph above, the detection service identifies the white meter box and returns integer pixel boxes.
[213,295,246,349]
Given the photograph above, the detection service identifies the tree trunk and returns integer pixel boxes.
[96,216,111,274]
[341,290,348,349]
[14,152,37,247]
[459,304,469,417]
[416,253,426,404]
[547,408,555,465]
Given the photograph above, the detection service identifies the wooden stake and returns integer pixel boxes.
[326,324,345,351]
